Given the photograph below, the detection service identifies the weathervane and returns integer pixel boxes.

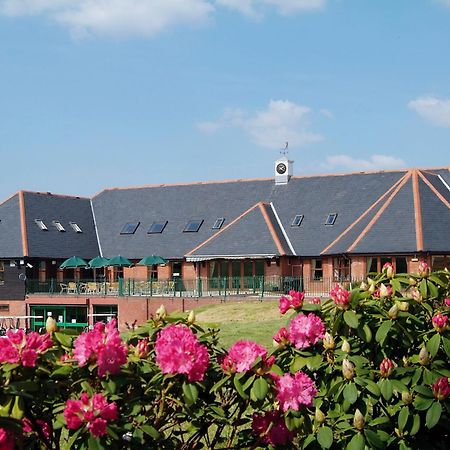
[280,141,289,156]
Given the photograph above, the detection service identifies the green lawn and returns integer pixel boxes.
[179,300,289,349]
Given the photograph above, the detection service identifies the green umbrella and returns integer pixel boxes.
[60,256,88,269]
[107,255,133,267]
[137,255,168,266]
[88,256,110,268]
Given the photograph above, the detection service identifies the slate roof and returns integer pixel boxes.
[0,194,23,258]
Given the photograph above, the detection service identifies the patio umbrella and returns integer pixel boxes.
[107,255,133,267]
[59,256,88,269]
[88,256,110,268]
[137,255,168,266]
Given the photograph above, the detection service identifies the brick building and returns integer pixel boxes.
[0,159,449,330]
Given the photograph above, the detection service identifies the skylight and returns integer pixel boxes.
[148,221,168,234]
[52,221,66,232]
[291,215,304,227]
[120,222,140,235]
[212,218,225,230]
[70,222,83,233]
[35,219,48,231]
[325,213,338,225]
[183,219,204,233]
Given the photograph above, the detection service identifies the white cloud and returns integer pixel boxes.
[320,108,333,119]
[0,0,214,38]
[216,0,326,17]
[197,100,322,149]
[325,154,406,172]
[408,96,450,128]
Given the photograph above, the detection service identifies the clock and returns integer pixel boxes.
[276,163,287,174]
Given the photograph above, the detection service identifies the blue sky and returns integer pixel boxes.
[0,0,449,200]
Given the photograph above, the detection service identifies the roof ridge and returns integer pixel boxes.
[258,203,286,256]
[346,172,412,252]
[21,190,90,200]
[412,169,424,251]
[417,171,450,210]
[18,191,29,257]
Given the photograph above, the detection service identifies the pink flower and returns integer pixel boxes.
[432,377,450,401]
[155,323,209,382]
[379,358,394,378]
[417,260,430,277]
[0,330,52,367]
[22,419,52,440]
[0,428,14,450]
[274,372,317,412]
[373,283,393,299]
[279,291,304,314]
[288,314,325,349]
[134,338,150,358]
[222,340,268,373]
[73,319,127,377]
[330,284,351,309]
[64,392,118,438]
[382,262,395,278]
[252,411,293,446]
[444,298,450,308]
[273,327,290,348]
[432,313,448,333]
[307,296,321,305]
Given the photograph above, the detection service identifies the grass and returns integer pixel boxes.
[178,300,289,349]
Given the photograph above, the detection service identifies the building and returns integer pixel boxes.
[0,160,449,330]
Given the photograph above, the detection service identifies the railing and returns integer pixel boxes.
[25,276,362,298]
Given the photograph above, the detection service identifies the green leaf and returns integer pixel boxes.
[426,401,442,429]
[317,426,333,449]
[427,333,441,357]
[413,396,435,411]
[346,432,365,450]
[182,382,198,407]
[343,383,358,404]
[344,311,359,329]
[88,436,105,450]
[398,406,409,432]
[364,430,384,449]
[364,379,381,397]
[442,336,450,359]
[291,356,308,372]
[410,414,420,436]
[233,376,248,400]
[419,279,428,298]
[141,424,160,440]
[51,366,73,378]
[54,332,73,348]
[427,280,439,299]
[362,324,372,343]
[250,377,269,402]
[211,375,229,393]
[375,320,393,344]
[379,379,393,401]
[307,355,323,371]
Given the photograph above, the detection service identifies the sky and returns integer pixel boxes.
[0,0,449,200]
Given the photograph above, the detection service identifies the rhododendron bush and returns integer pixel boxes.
[0,267,449,449]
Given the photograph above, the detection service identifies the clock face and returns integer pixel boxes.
[276,163,287,174]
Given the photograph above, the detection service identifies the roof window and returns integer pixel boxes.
[52,221,66,232]
[325,213,338,225]
[35,219,48,231]
[291,215,304,227]
[183,219,204,233]
[212,218,225,230]
[120,222,140,235]
[70,222,83,233]
[148,221,168,234]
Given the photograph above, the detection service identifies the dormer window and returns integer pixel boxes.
[70,222,83,233]
[325,213,338,225]
[35,219,48,231]
[148,221,168,234]
[52,221,66,232]
[120,222,140,235]
[183,219,203,233]
[212,218,225,230]
[291,215,304,227]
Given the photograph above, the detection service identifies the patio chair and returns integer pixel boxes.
[86,282,99,294]
[60,283,68,294]
[67,282,77,294]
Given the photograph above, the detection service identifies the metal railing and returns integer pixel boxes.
[25,276,361,298]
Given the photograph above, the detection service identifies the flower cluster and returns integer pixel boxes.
[330,284,351,309]
[221,340,273,374]
[0,329,53,367]
[0,428,14,450]
[23,418,52,440]
[288,313,325,349]
[64,393,118,438]
[73,319,127,377]
[432,313,448,333]
[274,371,317,412]
[279,290,305,314]
[155,323,209,381]
[373,283,393,299]
[431,377,450,401]
[444,298,450,308]
[252,410,293,446]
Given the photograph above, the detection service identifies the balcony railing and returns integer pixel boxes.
[25,276,361,298]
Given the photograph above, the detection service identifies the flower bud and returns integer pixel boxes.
[342,358,355,380]
[379,358,394,378]
[341,339,351,353]
[315,408,326,424]
[326,352,335,365]
[419,347,430,366]
[135,338,150,358]
[323,332,335,350]
[417,260,430,278]
[388,304,399,319]
[377,283,392,298]
[382,262,395,278]
[432,313,448,333]
[273,327,290,348]
[444,298,450,308]
[401,391,413,405]
[46,316,57,334]
[360,281,368,291]
[402,356,410,367]
[187,310,196,325]
[353,409,365,430]
[397,301,409,312]
[431,377,450,401]
[368,283,376,295]
[155,304,167,320]
[408,277,417,286]
[410,287,422,302]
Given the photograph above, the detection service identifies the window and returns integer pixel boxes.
[212,218,225,230]
[395,257,407,274]
[148,221,168,234]
[325,213,338,225]
[120,222,140,235]
[0,261,4,285]
[291,215,304,227]
[70,222,83,233]
[183,219,203,233]
[333,257,351,281]
[35,219,48,231]
[432,255,449,271]
[312,259,323,280]
[52,221,66,232]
